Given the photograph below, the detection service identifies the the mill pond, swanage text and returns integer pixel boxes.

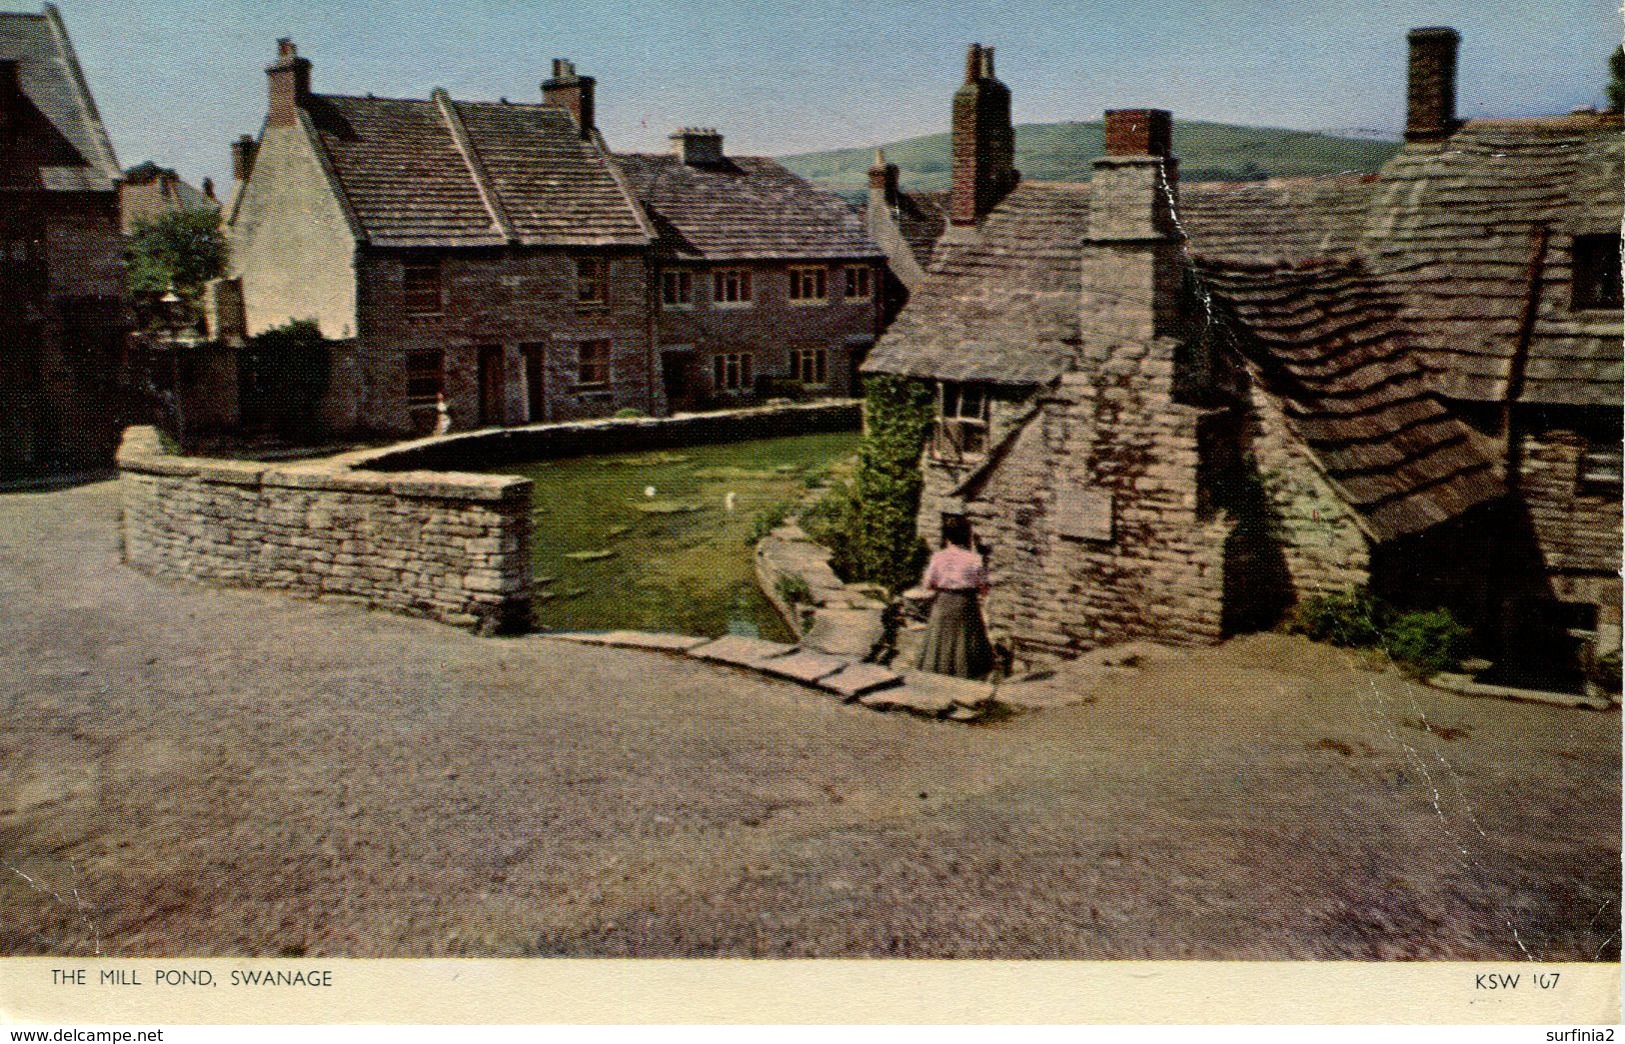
[491,431,860,639]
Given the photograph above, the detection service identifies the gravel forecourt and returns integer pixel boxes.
[1,481,1618,959]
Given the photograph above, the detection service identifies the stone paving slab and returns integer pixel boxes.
[760,649,850,685]
[688,635,798,669]
[818,662,902,700]
[892,671,997,710]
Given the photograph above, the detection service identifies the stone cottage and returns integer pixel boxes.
[214,44,656,437]
[864,34,1622,684]
[613,129,883,407]
[213,42,884,437]
[0,4,128,479]
[118,160,217,235]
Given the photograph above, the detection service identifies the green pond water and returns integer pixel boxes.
[492,431,861,640]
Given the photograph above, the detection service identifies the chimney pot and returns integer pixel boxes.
[868,147,900,207]
[1405,26,1459,140]
[949,42,1018,227]
[231,134,259,182]
[202,177,216,200]
[671,127,724,166]
[266,38,312,128]
[542,59,596,138]
[1104,109,1173,157]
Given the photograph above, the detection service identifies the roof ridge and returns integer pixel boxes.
[434,89,517,243]
[40,4,119,177]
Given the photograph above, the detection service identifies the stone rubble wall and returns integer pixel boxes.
[116,426,533,633]
[753,520,886,659]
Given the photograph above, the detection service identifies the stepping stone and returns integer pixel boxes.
[687,635,798,669]
[818,662,902,700]
[599,631,708,652]
[761,650,849,685]
[863,671,995,715]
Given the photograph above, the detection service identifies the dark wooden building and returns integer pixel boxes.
[0,4,127,479]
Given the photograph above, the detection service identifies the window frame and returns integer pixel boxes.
[1578,438,1623,492]
[712,268,753,307]
[933,380,991,459]
[405,349,445,415]
[787,265,828,304]
[401,258,443,315]
[789,347,828,386]
[660,269,693,309]
[713,351,754,392]
[576,338,612,390]
[1571,233,1623,312]
[844,265,872,301]
[575,256,609,307]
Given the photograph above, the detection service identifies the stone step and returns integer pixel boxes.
[818,662,903,700]
[760,649,851,685]
[860,671,996,716]
[687,634,799,670]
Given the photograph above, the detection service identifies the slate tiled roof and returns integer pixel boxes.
[1358,115,1623,407]
[304,93,648,248]
[1195,258,1505,541]
[613,153,881,261]
[0,6,119,192]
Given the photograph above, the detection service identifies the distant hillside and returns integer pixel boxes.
[779,120,1400,195]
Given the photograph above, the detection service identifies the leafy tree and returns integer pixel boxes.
[1610,45,1625,113]
[125,208,227,330]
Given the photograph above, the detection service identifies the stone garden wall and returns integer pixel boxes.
[117,426,532,632]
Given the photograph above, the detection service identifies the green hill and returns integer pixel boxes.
[779,120,1400,194]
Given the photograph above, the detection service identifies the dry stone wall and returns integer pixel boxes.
[117,426,532,632]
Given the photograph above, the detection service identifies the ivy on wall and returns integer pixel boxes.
[803,375,936,594]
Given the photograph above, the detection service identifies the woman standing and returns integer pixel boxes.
[916,517,995,679]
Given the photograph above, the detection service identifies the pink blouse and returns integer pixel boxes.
[924,545,987,592]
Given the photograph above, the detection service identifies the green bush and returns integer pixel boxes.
[1382,609,1471,677]
[849,375,936,593]
[1288,588,1385,648]
[800,479,861,580]
[1290,587,1473,678]
[613,407,648,419]
[775,574,813,606]
[238,319,331,441]
[745,500,793,545]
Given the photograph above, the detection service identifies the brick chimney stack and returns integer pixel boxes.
[670,127,724,165]
[543,59,596,138]
[949,43,1018,228]
[266,38,312,128]
[1405,27,1459,141]
[231,134,258,182]
[1080,108,1187,344]
[0,60,20,138]
[868,148,899,209]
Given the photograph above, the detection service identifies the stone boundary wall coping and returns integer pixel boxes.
[342,399,863,472]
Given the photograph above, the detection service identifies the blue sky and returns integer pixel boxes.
[9,0,1620,189]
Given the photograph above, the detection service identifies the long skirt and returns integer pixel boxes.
[916,589,994,679]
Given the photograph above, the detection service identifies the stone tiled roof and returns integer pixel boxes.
[304,93,649,248]
[612,152,881,261]
[1358,116,1623,407]
[0,6,119,192]
[861,178,1369,384]
[1196,258,1506,541]
[894,189,949,267]
[861,183,1089,384]
[871,116,1622,408]
[1175,175,1375,263]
